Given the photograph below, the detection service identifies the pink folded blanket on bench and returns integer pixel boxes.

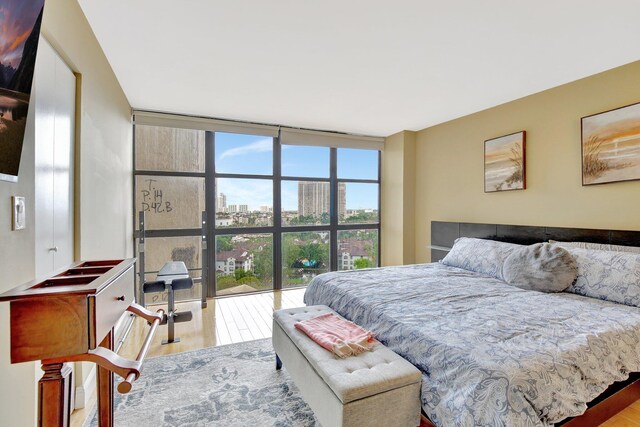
[294,312,376,358]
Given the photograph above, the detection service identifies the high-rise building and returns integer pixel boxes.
[298,182,346,218]
[217,193,227,212]
[228,204,238,213]
[338,183,346,219]
[238,204,249,213]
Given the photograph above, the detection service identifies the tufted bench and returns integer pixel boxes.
[273,305,422,427]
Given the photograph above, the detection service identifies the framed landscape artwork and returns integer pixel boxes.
[484,131,526,193]
[582,102,640,186]
[0,0,45,182]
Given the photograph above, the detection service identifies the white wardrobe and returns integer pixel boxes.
[34,38,76,277]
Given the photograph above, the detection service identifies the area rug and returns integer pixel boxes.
[84,338,317,426]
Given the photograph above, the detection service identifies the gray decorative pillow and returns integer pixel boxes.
[502,243,577,292]
[550,240,640,254]
[565,247,640,307]
[441,237,522,280]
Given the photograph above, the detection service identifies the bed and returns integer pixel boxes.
[303,221,640,427]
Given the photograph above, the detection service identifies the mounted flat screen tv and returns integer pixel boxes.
[0,0,45,183]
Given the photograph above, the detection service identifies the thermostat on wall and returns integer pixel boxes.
[12,196,25,231]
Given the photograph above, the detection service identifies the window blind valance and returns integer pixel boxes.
[133,110,384,150]
[279,128,384,151]
[133,111,280,137]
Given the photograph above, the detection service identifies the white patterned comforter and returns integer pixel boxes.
[304,263,640,427]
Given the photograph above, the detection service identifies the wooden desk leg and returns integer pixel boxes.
[96,329,114,427]
[38,362,73,427]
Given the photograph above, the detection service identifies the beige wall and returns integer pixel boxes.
[0,0,132,424]
[381,131,416,266]
[0,90,38,427]
[42,0,133,260]
[413,60,640,263]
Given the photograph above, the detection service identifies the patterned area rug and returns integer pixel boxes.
[85,339,317,426]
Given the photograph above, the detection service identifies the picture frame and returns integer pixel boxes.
[0,0,45,183]
[581,101,640,186]
[484,131,526,193]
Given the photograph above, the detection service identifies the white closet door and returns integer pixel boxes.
[52,47,75,270]
[34,38,56,277]
[34,38,75,277]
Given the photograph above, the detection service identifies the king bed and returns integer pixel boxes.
[303,222,640,427]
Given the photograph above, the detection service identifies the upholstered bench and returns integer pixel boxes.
[272,305,422,427]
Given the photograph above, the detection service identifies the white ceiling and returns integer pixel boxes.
[78,0,640,137]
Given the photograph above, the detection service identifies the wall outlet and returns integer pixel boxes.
[12,196,25,231]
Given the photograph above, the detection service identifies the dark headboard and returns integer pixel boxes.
[431,221,640,262]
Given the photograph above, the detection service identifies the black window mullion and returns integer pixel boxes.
[273,135,282,290]
[132,124,140,302]
[134,228,202,238]
[378,150,382,266]
[134,170,207,178]
[281,176,331,183]
[335,178,379,184]
[281,225,332,233]
[330,148,338,271]
[205,131,217,297]
[214,226,275,235]
[336,223,379,231]
[215,172,274,180]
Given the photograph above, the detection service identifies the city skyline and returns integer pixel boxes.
[215,132,378,211]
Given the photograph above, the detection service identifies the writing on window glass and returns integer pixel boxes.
[141,179,173,214]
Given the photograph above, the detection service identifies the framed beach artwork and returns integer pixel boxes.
[582,102,640,186]
[484,131,526,193]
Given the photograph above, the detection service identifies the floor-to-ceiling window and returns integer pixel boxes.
[134,124,207,304]
[133,112,382,302]
[213,132,276,296]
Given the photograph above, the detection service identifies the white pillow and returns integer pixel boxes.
[550,240,640,254]
[441,237,522,280]
[564,247,640,307]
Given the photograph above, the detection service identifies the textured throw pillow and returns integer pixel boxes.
[502,243,577,292]
[550,240,640,254]
[565,247,640,307]
[440,237,522,280]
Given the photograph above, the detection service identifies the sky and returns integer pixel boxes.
[215,132,379,211]
[0,0,43,67]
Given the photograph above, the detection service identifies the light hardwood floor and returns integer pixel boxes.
[71,288,640,427]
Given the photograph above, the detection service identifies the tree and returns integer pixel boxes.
[253,244,273,282]
[290,215,315,225]
[216,236,233,252]
[234,268,250,281]
[299,243,328,266]
[344,211,378,224]
[283,234,302,268]
[215,274,237,291]
[354,258,372,269]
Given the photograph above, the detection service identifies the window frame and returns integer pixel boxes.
[134,124,381,300]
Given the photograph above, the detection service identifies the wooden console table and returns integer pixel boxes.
[0,259,163,427]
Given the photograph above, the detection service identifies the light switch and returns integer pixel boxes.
[12,196,25,231]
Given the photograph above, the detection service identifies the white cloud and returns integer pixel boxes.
[219,138,273,160]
